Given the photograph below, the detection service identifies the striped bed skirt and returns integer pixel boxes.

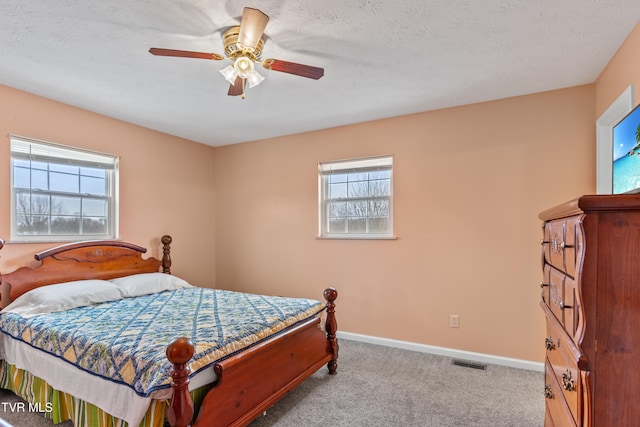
[0,360,212,427]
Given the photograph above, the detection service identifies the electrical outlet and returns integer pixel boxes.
[450,314,459,328]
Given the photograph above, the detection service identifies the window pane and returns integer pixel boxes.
[347,201,367,216]
[329,183,347,199]
[51,216,80,234]
[83,217,107,233]
[31,194,51,214]
[369,199,390,216]
[50,171,79,193]
[347,217,366,232]
[83,198,107,217]
[328,201,347,217]
[52,196,81,215]
[13,166,31,189]
[15,194,51,215]
[17,215,49,234]
[81,176,106,195]
[347,181,368,197]
[15,194,29,215]
[31,169,48,190]
[368,217,390,233]
[369,179,390,196]
[328,218,346,233]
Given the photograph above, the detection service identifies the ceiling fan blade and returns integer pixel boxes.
[237,7,269,49]
[262,59,324,80]
[149,48,224,61]
[228,76,244,96]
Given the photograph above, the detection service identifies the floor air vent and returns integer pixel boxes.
[452,359,488,370]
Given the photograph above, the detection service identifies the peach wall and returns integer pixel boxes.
[0,84,217,287]
[213,85,596,362]
[596,22,640,114]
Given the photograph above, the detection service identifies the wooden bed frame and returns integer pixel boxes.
[0,236,338,427]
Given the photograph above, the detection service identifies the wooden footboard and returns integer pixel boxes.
[166,288,338,427]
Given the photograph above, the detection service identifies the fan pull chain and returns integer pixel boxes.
[241,78,246,99]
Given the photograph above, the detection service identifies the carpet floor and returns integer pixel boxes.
[0,339,544,426]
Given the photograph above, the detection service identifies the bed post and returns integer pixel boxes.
[166,337,195,427]
[161,235,172,274]
[324,287,339,374]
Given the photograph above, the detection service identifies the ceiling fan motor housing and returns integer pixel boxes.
[222,26,264,61]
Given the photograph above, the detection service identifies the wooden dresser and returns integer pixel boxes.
[539,194,640,426]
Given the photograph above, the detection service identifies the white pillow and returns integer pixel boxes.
[109,273,193,298]
[2,279,123,318]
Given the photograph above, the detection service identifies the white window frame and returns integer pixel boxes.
[10,135,119,242]
[596,85,635,194]
[318,155,394,239]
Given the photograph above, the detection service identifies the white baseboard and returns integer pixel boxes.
[337,331,544,372]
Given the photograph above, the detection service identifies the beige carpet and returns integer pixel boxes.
[0,339,544,426]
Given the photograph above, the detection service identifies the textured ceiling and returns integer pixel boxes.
[1,1,640,147]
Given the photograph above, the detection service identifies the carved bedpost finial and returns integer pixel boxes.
[166,336,195,427]
[161,235,172,274]
[323,287,338,375]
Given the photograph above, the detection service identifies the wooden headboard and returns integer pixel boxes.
[0,235,172,309]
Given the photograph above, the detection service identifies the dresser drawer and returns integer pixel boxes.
[544,315,581,425]
[542,265,578,338]
[545,360,578,427]
[544,407,555,427]
[543,217,579,278]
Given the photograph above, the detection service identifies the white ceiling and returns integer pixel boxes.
[1,1,640,147]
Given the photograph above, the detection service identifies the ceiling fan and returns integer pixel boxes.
[149,7,324,99]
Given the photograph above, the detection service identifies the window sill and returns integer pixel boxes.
[316,235,398,240]
[4,236,121,245]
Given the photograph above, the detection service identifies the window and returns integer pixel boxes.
[319,155,393,239]
[10,136,119,242]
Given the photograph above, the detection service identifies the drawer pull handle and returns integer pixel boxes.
[559,301,573,310]
[544,384,554,399]
[561,370,575,392]
[548,238,575,252]
[540,282,549,288]
[544,337,556,351]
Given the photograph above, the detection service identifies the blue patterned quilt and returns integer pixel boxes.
[0,288,324,397]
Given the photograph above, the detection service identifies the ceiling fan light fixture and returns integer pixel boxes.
[234,56,254,78]
[220,57,263,92]
[245,69,264,88]
[219,64,238,85]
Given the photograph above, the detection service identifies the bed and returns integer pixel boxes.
[0,236,338,427]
